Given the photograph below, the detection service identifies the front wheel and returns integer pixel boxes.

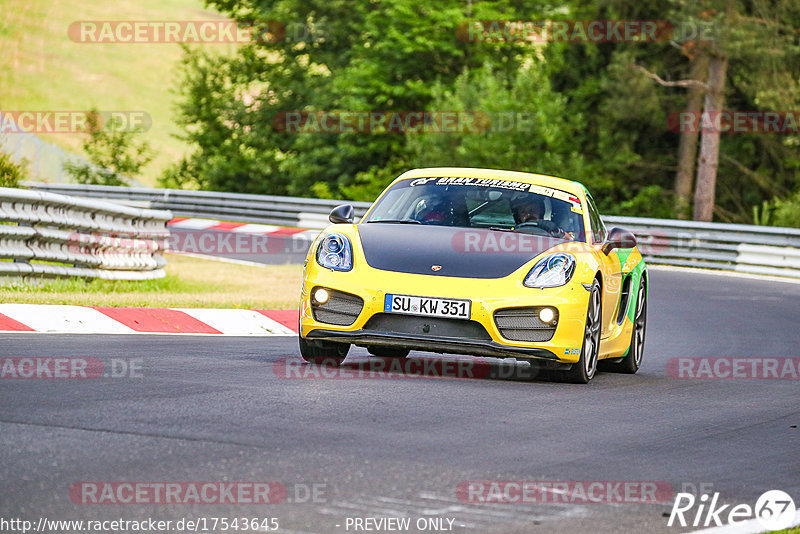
[561,279,601,384]
[299,335,349,366]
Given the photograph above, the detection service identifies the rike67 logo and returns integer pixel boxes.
[668,490,796,531]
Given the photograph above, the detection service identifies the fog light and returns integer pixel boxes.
[313,288,330,305]
[539,307,556,323]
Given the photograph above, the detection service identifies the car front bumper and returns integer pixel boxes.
[300,260,592,364]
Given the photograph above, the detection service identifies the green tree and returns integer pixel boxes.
[168,0,800,223]
[626,0,800,221]
[349,61,586,200]
[167,0,530,196]
[66,111,153,186]
[754,187,800,228]
[0,149,27,188]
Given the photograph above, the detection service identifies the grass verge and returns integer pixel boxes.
[0,254,303,309]
[1,0,235,184]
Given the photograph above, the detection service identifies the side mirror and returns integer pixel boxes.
[601,227,637,255]
[329,204,354,224]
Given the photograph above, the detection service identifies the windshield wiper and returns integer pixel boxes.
[489,226,516,232]
[366,219,422,224]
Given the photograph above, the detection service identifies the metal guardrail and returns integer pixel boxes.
[0,187,173,281]
[25,182,373,227]
[603,216,800,278]
[27,182,800,279]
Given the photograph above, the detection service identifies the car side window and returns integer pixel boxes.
[586,194,607,244]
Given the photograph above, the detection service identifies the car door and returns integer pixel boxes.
[585,194,622,338]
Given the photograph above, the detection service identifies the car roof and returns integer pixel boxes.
[394,167,587,197]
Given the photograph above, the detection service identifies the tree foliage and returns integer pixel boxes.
[66,111,153,186]
[0,150,27,188]
[167,0,800,222]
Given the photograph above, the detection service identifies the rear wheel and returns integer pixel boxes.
[605,278,647,374]
[298,335,349,366]
[367,346,410,358]
[561,279,601,384]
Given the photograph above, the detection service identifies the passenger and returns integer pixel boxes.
[548,201,577,240]
[417,197,450,224]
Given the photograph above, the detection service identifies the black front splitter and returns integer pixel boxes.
[304,328,566,365]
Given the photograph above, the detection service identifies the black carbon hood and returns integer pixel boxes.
[356,224,562,278]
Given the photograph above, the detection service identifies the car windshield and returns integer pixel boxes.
[361,176,587,242]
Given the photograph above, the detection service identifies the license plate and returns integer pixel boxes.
[384,294,471,319]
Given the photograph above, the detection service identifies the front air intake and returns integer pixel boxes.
[311,288,364,326]
[494,307,557,342]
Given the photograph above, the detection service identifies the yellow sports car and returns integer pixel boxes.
[299,168,647,383]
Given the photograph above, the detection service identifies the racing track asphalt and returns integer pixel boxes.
[1,269,798,533]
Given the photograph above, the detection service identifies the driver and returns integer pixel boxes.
[512,195,571,239]
[511,196,545,225]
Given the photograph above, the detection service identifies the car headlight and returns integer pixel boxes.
[523,252,576,288]
[316,233,353,271]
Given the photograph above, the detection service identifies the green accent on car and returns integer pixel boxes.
[615,260,647,361]
[574,181,589,193]
[625,259,647,322]
[615,247,634,269]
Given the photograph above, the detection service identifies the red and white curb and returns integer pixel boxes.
[0,304,299,336]
[168,217,320,240]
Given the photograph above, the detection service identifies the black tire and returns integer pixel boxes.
[298,335,349,366]
[605,277,647,374]
[561,279,601,384]
[367,346,410,358]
